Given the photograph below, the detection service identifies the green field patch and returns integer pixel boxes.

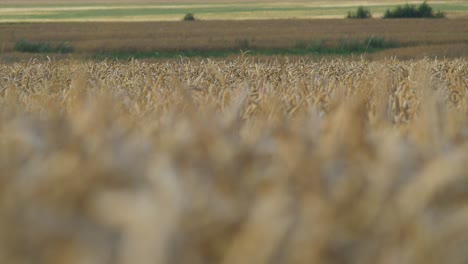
[0,5,393,20]
[0,2,467,21]
[0,6,357,20]
[430,3,468,11]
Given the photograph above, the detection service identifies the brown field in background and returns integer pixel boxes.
[0,19,467,59]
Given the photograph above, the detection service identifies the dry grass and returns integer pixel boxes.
[0,57,467,264]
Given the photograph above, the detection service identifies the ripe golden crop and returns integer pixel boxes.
[0,57,467,264]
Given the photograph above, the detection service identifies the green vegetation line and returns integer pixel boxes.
[92,37,399,60]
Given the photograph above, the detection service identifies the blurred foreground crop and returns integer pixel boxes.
[0,57,467,264]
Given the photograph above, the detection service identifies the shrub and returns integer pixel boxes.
[183,13,196,21]
[418,1,433,17]
[347,6,372,19]
[55,43,75,54]
[14,40,53,53]
[383,1,445,18]
[364,36,398,49]
[337,38,362,52]
[14,40,74,53]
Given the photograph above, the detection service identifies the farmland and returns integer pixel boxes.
[1,0,468,263]
[1,0,467,60]
[1,1,468,21]
[1,18,467,61]
[1,57,467,264]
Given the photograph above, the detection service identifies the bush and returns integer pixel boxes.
[418,1,433,17]
[183,13,196,21]
[364,36,398,49]
[347,6,372,19]
[55,43,75,54]
[14,40,74,53]
[14,40,53,53]
[383,1,445,18]
[336,38,362,52]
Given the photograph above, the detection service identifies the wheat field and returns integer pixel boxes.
[0,57,467,264]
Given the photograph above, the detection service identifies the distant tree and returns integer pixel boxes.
[183,13,196,21]
[384,9,392,18]
[383,1,445,18]
[418,1,433,17]
[347,6,372,19]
